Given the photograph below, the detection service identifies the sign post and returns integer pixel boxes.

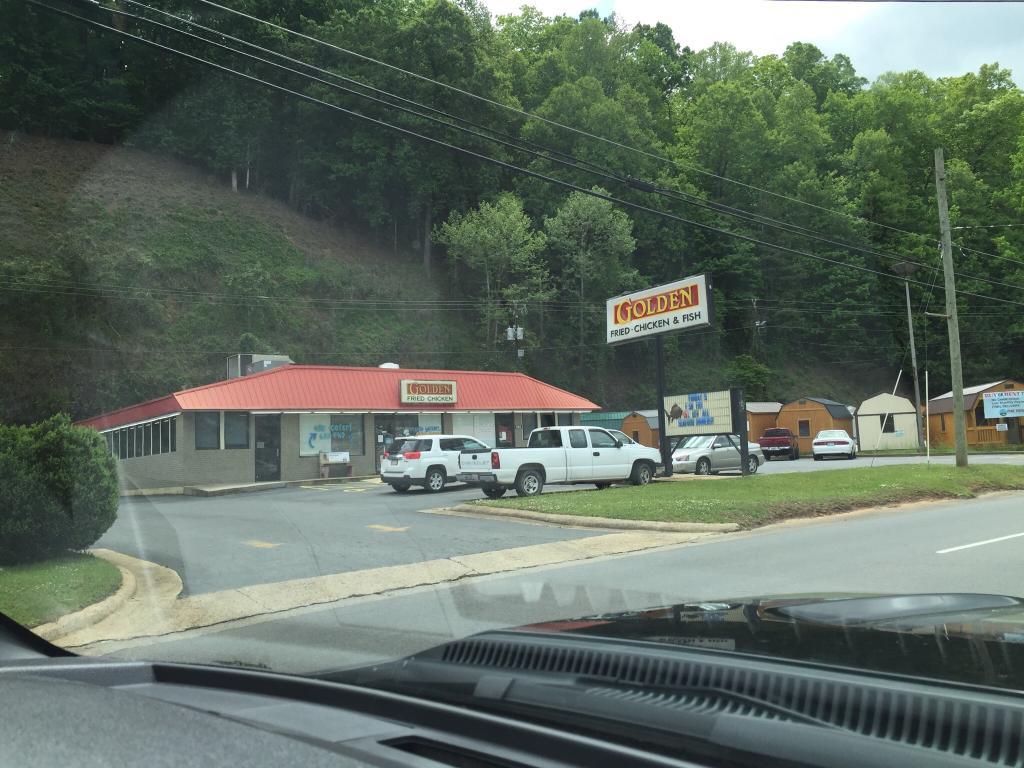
[730,387,750,477]
[654,335,671,475]
[607,273,714,477]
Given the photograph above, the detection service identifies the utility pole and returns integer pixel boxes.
[933,148,968,467]
[891,262,925,452]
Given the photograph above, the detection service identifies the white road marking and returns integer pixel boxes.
[936,531,1024,555]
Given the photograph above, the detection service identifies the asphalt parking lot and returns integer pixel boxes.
[97,480,598,596]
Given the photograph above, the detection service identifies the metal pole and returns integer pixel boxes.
[654,334,672,477]
[904,279,925,451]
[925,370,931,465]
[934,148,968,467]
[730,387,750,477]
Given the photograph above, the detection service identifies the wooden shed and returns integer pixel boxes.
[777,397,855,455]
[926,379,1024,447]
[856,393,920,451]
[621,410,660,449]
[746,401,783,441]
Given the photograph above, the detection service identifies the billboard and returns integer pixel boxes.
[662,390,736,437]
[983,390,1024,419]
[606,273,712,345]
[400,380,457,404]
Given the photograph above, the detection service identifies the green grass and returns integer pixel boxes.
[0,553,122,628]
[475,465,1024,527]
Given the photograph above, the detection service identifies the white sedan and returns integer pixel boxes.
[811,429,857,460]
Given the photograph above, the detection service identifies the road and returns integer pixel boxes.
[93,477,1024,675]
[755,452,1024,474]
[98,452,1024,595]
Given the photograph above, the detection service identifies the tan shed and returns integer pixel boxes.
[855,393,920,451]
[777,397,855,455]
[621,410,660,449]
[746,401,782,441]
[926,379,1024,447]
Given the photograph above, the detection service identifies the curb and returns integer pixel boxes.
[439,503,740,533]
[34,562,137,643]
[118,475,381,498]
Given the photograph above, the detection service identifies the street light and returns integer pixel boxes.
[891,261,925,451]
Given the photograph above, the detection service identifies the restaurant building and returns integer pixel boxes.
[77,364,598,491]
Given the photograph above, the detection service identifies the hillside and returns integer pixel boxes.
[0,133,474,423]
[2,133,911,423]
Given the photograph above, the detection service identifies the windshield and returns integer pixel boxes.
[676,435,715,451]
[4,0,1024,708]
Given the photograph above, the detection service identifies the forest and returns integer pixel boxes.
[1,0,1022,423]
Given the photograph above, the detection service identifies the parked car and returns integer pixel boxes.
[812,429,857,460]
[381,434,490,492]
[758,427,800,460]
[456,426,661,497]
[671,434,765,475]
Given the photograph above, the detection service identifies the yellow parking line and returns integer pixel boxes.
[367,524,409,532]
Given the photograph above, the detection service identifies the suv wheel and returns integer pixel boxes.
[482,486,506,499]
[425,467,446,492]
[515,469,544,497]
[391,483,410,494]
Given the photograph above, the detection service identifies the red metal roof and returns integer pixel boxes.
[77,365,599,430]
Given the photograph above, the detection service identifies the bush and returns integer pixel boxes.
[0,415,119,565]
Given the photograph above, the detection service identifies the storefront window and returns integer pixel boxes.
[540,413,556,428]
[195,411,220,450]
[224,412,250,449]
[330,415,364,455]
[556,413,573,426]
[522,413,538,437]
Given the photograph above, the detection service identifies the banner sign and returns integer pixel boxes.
[606,273,712,345]
[400,380,457,404]
[662,390,736,437]
[983,390,1024,419]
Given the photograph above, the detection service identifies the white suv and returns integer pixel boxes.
[381,434,491,493]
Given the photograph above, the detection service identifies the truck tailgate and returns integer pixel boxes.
[459,449,493,472]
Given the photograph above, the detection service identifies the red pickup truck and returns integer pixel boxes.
[758,428,800,460]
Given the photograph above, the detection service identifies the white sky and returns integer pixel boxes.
[485,1,1024,83]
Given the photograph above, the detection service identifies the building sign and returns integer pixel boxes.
[662,390,735,437]
[983,390,1024,419]
[400,380,457,404]
[606,274,712,345]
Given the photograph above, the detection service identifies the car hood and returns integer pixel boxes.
[518,593,1024,690]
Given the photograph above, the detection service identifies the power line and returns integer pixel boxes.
[27,1,1024,312]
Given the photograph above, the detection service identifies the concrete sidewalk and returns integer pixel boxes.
[60,531,715,652]
[122,475,380,498]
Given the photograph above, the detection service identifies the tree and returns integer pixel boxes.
[435,193,551,346]
[726,355,772,401]
[544,188,639,382]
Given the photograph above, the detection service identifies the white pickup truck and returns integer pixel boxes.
[456,425,662,498]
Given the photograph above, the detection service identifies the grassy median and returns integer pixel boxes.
[0,553,122,628]
[475,465,1024,527]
